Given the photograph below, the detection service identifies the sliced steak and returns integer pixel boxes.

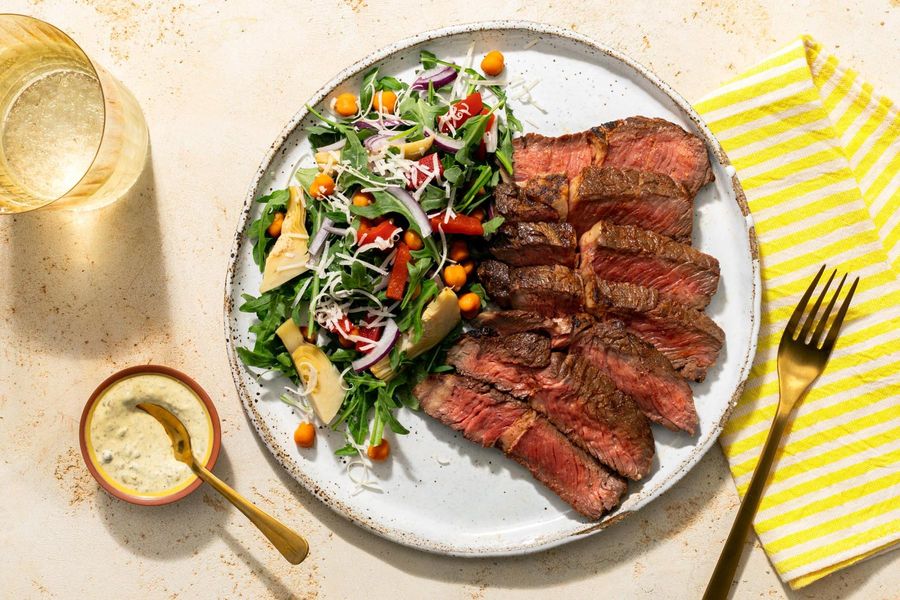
[512,130,606,183]
[584,279,724,382]
[415,374,627,518]
[477,260,511,307]
[570,319,698,434]
[494,176,568,223]
[509,265,584,315]
[489,221,577,267]
[580,220,720,309]
[448,334,655,480]
[598,117,714,197]
[567,166,693,242]
[472,310,593,349]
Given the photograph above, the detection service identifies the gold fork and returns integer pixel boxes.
[703,265,859,600]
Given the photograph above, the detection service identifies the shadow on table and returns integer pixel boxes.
[3,150,170,359]
[96,446,236,559]
[250,429,727,592]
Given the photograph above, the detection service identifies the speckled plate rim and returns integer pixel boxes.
[224,19,761,556]
[79,364,223,506]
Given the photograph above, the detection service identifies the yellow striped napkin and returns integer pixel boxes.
[695,36,899,589]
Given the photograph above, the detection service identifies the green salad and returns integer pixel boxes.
[238,49,520,458]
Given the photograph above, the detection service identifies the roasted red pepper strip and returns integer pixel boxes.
[438,92,483,134]
[357,219,399,246]
[386,242,412,301]
[354,324,381,352]
[428,212,485,236]
[407,153,444,190]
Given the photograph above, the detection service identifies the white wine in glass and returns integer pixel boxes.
[0,15,148,213]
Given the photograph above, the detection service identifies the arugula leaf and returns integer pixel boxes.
[341,260,372,293]
[454,113,491,165]
[377,76,404,91]
[248,189,290,270]
[338,127,368,171]
[359,68,378,113]
[401,257,433,309]
[481,215,505,236]
[350,189,424,235]
[420,50,438,69]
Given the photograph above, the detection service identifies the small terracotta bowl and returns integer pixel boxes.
[79,365,222,506]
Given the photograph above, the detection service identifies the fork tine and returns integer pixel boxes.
[821,277,859,352]
[799,269,836,342]
[811,273,847,346]
[784,265,826,337]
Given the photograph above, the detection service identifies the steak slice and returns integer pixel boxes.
[568,166,693,242]
[580,220,720,309]
[570,319,698,434]
[448,334,655,480]
[479,261,584,315]
[415,374,627,518]
[510,265,584,315]
[477,260,511,307]
[512,130,607,183]
[585,279,724,382]
[489,221,577,267]
[472,310,593,349]
[494,176,569,223]
[598,117,714,197]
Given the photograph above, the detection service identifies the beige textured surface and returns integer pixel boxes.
[1,2,897,598]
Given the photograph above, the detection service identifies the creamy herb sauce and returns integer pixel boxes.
[90,374,210,494]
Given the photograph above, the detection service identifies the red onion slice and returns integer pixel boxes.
[386,186,432,237]
[411,66,457,91]
[428,129,464,153]
[364,133,394,151]
[316,138,346,152]
[309,217,333,257]
[354,118,411,131]
[351,318,399,372]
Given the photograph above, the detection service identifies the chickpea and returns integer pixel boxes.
[367,439,390,461]
[373,90,397,114]
[442,264,467,291]
[334,93,358,117]
[403,229,424,251]
[481,51,505,77]
[352,191,373,207]
[294,422,316,448]
[458,292,481,320]
[267,212,285,237]
[461,259,476,276]
[310,173,335,198]
[449,239,469,263]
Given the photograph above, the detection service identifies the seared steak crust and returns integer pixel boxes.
[490,221,577,267]
[415,374,627,518]
[494,176,569,223]
[584,279,724,382]
[580,220,720,309]
[568,166,693,242]
[598,116,714,197]
[509,265,585,315]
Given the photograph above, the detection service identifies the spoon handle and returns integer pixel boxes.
[192,463,309,564]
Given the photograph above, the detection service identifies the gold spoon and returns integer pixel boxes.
[137,402,309,564]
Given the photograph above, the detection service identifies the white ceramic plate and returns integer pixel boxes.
[224,21,760,556]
